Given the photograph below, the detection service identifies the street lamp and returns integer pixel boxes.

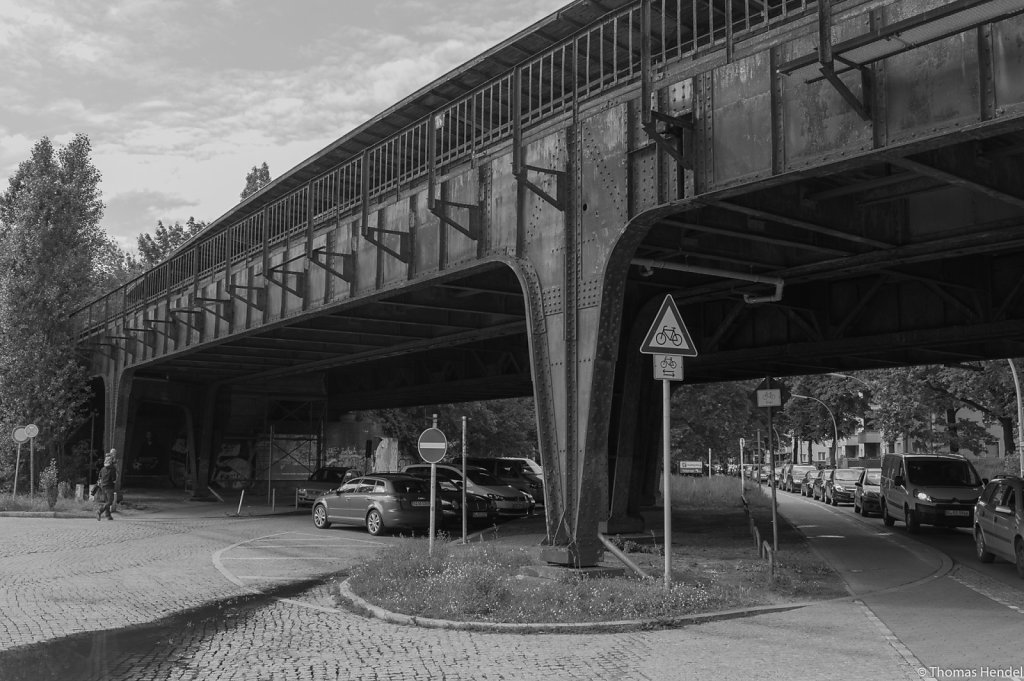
[792,393,839,467]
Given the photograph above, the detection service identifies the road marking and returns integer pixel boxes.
[855,599,935,681]
[220,556,348,560]
[950,571,1024,616]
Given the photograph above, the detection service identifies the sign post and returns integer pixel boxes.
[12,427,28,496]
[417,422,448,556]
[755,380,784,552]
[640,295,697,588]
[739,437,746,497]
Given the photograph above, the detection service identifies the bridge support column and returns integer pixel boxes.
[515,102,650,566]
[105,368,135,493]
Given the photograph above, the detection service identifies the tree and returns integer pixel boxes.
[240,162,271,200]
[136,217,206,268]
[0,135,105,486]
[371,397,538,460]
[669,380,761,466]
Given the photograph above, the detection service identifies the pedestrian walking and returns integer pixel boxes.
[96,449,118,521]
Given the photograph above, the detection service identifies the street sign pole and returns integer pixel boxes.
[431,414,437,555]
[418,417,448,556]
[662,376,672,588]
[13,442,22,496]
[768,404,778,551]
[461,415,468,544]
[640,295,698,589]
[739,437,746,498]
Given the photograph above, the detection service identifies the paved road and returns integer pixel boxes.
[0,492,1018,680]
[775,490,1024,680]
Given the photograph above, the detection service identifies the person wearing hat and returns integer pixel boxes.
[96,449,118,521]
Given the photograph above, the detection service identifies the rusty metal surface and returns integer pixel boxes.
[78,1,1024,563]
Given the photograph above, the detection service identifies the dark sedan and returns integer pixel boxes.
[854,468,883,516]
[824,467,865,506]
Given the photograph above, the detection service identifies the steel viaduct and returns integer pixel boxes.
[76,0,1024,565]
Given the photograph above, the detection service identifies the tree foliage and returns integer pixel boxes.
[669,380,764,465]
[371,397,538,461]
[0,135,105,474]
[240,162,271,200]
[136,217,206,268]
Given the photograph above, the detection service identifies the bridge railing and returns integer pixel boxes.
[73,0,814,338]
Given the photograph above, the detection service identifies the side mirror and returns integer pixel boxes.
[893,475,904,487]
[855,481,862,487]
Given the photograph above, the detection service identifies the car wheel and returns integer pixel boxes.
[905,507,920,533]
[882,502,895,527]
[974,526,995,563]
[313,504,331,529]
[1015,538,1024,579]
[365,509,385,536]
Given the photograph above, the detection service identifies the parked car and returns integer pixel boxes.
[466,457,544,506]
[881,453,984,533]
[824,467,865,506]
[434,483,498,526]
[402,464,532,516]
[854,468,883,516]
[973,475,1024,577]
[296,466,355,505]
[311,473,441,536]
[800,470,818,497]
[810,468,830,500]
[784,465,817,493]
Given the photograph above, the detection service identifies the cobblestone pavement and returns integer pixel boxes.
[0,501,924,681]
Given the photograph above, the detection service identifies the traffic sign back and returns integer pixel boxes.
[417,427,448,464]
[640,295,697,356]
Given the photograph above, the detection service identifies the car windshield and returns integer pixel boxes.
[390,479,429,495]
[465,469,501,486]
[864,470,882,485]
[906,460,981,486]
[835,469,863,481]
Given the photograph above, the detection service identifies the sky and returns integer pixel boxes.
[0,0,568,250]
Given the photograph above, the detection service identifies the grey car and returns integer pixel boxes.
[311,473,441,536]
[974,475,1024,578]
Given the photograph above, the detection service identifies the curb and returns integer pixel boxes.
[336,578,816,634]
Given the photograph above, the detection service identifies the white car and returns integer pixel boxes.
[402,464,532,516]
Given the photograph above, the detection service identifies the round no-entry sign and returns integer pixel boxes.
[417,427,448,464]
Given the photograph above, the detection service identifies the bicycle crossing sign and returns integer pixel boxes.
[640,295,697,356]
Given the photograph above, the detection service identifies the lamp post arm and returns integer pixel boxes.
[792,393,839,466]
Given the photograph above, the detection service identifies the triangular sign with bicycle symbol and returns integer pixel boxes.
[640,295,697,356]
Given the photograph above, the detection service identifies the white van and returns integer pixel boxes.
[880,453,984,533]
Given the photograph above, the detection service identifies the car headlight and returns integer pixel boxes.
[834,485,846,493]
[487,493,501,500]
[915,490,932,502]
[523,493,535,503]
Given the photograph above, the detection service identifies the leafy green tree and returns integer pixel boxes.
[0,134,105,486]
[371,397,537,460]
[776,374,872,465]
[669,380,762,467]
[240,162,271,200]
[136,217,205,267]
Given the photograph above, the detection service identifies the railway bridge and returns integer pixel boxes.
[76,0,1024,564]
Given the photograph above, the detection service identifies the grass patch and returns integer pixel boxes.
[0,492,98,513]
[345,539,766,623]
[340,476,848,624]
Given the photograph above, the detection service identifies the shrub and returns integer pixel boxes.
[39,459,59,510]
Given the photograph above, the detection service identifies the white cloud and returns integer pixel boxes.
[1,0,570,247]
